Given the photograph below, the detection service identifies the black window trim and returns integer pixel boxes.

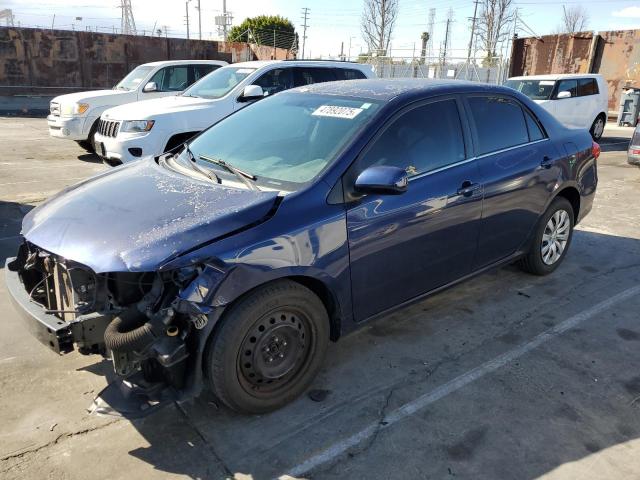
[463,93,549,159]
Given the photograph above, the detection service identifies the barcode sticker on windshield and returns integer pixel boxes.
[313,105,363,119]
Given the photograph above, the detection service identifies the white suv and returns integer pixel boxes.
[95,60,375,165]
[47,60,227,153]
[505,74,608,140]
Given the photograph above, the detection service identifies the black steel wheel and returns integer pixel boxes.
[205,280,329,413]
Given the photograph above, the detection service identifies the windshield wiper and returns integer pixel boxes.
[180,144,220,184]
[199,154,259,191]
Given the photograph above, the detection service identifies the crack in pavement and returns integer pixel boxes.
[0,419,122,471]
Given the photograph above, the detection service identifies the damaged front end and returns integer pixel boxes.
[5,241,225,418]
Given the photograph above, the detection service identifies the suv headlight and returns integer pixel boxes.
[120,120,155,133]
[61,102,90,116]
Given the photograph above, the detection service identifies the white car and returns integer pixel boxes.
[47,60,227,152]
[505,74,608,140]
[95,60,375,165]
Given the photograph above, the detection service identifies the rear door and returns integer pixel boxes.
[465,95,560,268]
[577,77,600,129]
[346,97,483,321]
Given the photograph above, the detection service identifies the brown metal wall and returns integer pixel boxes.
[510,29,640,111]
[0,27,290,95]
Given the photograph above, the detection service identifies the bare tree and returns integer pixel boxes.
[559,5,589,34]
[476,0,515,66]
[361,0,399,56]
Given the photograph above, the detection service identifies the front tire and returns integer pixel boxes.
[205,280,329,414]
[518,197,574,275]
[590,114,605,141]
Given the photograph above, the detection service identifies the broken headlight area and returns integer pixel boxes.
[9,242,226,416]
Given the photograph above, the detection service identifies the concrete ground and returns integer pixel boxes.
[1,118,640,480]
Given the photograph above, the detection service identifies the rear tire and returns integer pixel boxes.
[590,114,605,141]
[205,280,329,414]
[518,197,574,276]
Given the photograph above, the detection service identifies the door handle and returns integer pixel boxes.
[540,156,553,169]
[457,181,481,197]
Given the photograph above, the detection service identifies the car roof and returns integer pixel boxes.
[508,73,603,81]
[287,78,516,102]
[141,60,227,67]
[226,60,370,70]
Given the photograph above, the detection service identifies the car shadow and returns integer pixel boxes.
[117,229,640,480]
[599,136,630,152]
[77,152,102,164]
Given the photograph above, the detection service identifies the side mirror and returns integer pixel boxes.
[354,166,408,195]
[557,90,572,99]
[238,85,265,102]
[143,81,158,93]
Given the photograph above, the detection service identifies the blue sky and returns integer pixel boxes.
[5,0,640,60]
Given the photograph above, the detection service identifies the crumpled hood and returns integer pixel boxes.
[21,159,279,273]
[103,95,218,121]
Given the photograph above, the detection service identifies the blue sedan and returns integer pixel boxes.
[5,79,599,414]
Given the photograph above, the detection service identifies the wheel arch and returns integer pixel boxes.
[554,185,581,223]
[212,274,343,343]
[164,131,201,153]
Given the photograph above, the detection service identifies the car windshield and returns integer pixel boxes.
[505,79,556,100]
[180,92,382,190]
[182,66,257,99]
[115,65,154,91]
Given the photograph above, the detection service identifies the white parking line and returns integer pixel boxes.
[280,284,640,479]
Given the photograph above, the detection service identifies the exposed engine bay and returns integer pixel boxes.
[7,241,222,416]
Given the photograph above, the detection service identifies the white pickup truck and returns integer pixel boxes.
[95,60,375,165]
[47,60,227,153]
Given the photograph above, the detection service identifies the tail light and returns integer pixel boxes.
[592,141,600,160]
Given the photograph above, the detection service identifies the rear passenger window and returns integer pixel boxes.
[360,99,465,177]
[555,79,578,98]
[254,68,294,95]
[336,69,367,80]
[295,68,338,86]
[468,96,529,155]
[578,78,599,96]
[524,109,545,141]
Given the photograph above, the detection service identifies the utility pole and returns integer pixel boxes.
[466,0,479,64]
[301,7,310,59]
[120,0,136,35]
[185,0,190,39]
[442,16,451,78]
[197,0,202,39]
[223,0,228,41]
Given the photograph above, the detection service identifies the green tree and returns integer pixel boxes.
[228,15,298,50]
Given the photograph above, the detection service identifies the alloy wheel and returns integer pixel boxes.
[541,209,571,265]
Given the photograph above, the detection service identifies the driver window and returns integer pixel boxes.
[148,66,189,92]
[359,99,466,177]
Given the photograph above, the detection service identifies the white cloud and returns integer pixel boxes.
[612,6,640,18]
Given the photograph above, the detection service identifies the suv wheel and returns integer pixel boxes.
[205,280,329,414]
[590,115,605,141]
[518,197,574,275]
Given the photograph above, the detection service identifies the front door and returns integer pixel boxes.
[346,98,483,322]
[553,78,580,128]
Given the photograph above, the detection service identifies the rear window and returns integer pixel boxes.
[578,78,599,96]
[468,96,529,155]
